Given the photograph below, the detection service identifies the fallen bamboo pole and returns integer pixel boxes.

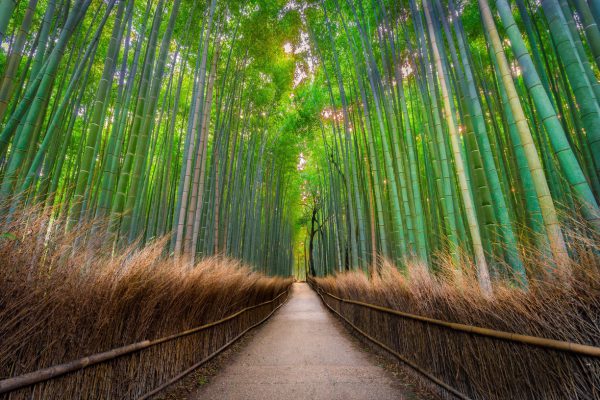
[0,287,290,395]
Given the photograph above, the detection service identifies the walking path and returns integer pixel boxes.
[189,282,418,400]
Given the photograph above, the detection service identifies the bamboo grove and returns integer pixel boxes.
[2,0,600,291]
[0,0,303,275]
[298,0,600,293]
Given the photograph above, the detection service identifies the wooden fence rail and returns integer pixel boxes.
[0,287,290,398]
[315,286,600,357]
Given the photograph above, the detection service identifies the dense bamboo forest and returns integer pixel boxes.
[1,0,599,398]
[299,0,600,292]
[1,0,599,283]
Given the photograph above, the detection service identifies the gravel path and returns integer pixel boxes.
[188,282,420,400]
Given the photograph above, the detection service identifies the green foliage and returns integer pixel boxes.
[0,0,599,286]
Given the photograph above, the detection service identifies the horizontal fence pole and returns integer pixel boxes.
[0,287,290,395]
[315,284,600,358]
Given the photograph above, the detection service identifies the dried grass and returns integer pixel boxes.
[314,226,600,399]
[0,208,291,399]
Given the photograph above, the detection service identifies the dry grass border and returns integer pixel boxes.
[313,227,600,399]
[0,209,291,399]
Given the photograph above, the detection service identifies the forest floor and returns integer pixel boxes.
[176,282,433,400]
